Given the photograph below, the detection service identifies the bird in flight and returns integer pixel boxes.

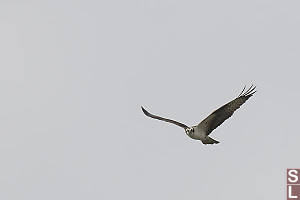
[141,85,256,145]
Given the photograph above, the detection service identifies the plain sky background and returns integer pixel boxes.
[1,1,300,200]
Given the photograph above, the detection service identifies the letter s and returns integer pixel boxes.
[288,170,299,183]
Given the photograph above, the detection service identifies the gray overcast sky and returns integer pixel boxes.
[0,1,300,200]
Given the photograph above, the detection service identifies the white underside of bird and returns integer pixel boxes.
[185,126,220,144]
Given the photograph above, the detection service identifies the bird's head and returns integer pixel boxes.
[185,127,194,136]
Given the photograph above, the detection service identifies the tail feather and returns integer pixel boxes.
[202,137,220,145]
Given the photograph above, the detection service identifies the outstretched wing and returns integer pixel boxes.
[197,85,256,135]
[141,106,189,129]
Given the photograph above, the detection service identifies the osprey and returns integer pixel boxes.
[141,85,256,144]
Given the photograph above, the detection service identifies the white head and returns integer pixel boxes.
[185,127,194,136]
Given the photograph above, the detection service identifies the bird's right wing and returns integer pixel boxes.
[141,106,189,129]
[197,85,256,135]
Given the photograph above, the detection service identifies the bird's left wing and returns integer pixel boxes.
[197,85,256,135]
[141,106,189,129]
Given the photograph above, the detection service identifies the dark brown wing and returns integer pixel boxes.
[197,85,256,135]
[141,106,189,129]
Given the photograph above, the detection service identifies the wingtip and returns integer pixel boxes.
[141,106,148,115]
[238,84,257,97]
